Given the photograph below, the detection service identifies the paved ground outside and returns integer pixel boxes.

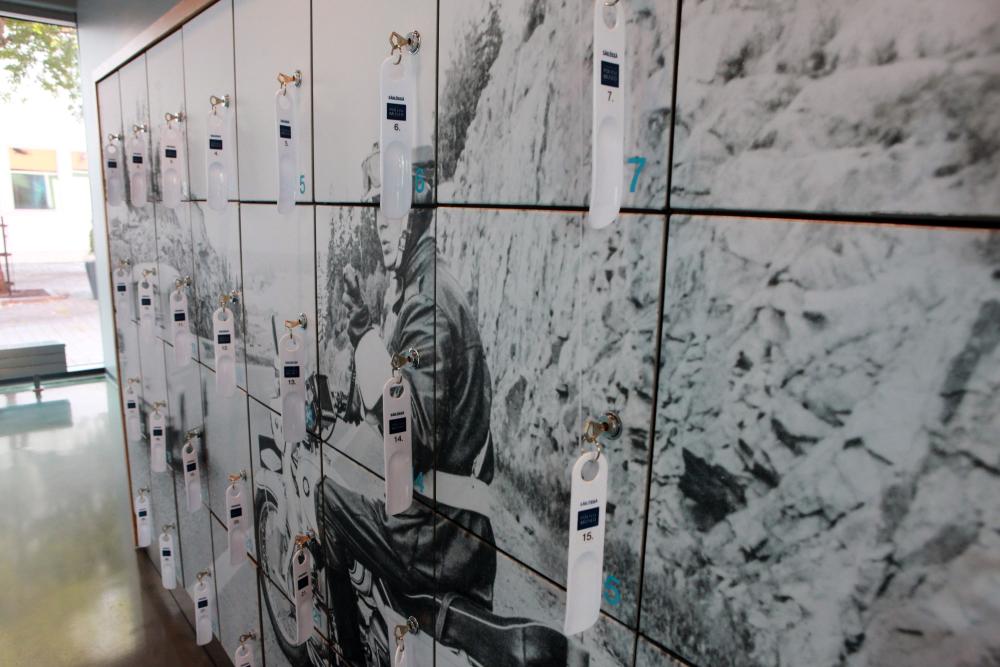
[0,262,103,370]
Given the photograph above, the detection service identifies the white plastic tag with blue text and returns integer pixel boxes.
[126,133,148,207]
[279,332,307,443]
[564,451,608,635]
[275,89,298,214]
[207,107,230,211]
[149,408,167,473]
[213,306,237,397]
[234,642,255,667]
[160,124,185,208]
[159,530,177,589]
[171,288,191,366]
[293,547,313,645]
[124,387,141,441]
[104,141,125,207]
[226,479,249,567]
[195,577,213,645]
[588,0,626,229]
[182,437,202,512]
[138,278,156,337]
[382,376,413,515]
[379,54,417,222]
[134,493,151,547]
[114,268,132,321]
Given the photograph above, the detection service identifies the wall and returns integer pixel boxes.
[76,0,178,375]
[94,1,1000,667]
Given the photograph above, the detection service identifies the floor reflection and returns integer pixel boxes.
[0,377,214,666]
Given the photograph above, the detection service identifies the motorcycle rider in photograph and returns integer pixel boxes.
[316,147,570,666]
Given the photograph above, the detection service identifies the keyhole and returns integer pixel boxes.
[581,459,599,481]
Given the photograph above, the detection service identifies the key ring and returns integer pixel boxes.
[227,470,247,486]
[581,411,622,461]
[390,348,419,383]
[394,616,419,646]
[389,30,421,65]
[210,94,230,115]
[277,70,302,96]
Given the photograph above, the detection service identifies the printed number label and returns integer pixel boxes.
[414,167,426,193]
[582,531,594,542]
[627,156,646,193]
[603,574,622,606]
[299,174,306,194]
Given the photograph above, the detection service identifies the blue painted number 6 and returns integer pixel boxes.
[603,574,622,606]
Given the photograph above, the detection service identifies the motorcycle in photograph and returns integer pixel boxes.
[258,319,588,667]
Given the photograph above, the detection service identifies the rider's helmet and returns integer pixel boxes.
[361,141,434,271]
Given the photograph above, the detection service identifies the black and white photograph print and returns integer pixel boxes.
[312,0,438,204]
[670,0,1000,215]
[435,522,637,667]
[154,201,195,352]
[238,204,317,413]
[644,215,1000,666]
[248,398,330,664]
[190,201,245,384]
[437,207,661,625]
[198,364,253,547]
[436,0,675,208]
[209,515,263,658]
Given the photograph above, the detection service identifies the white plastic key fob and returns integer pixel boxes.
[134,494,151,547]
[160,123,185,208]
[279,333,307,443]
[226,480,249,567]
[379,54,417,222]
[126,134,148,207]
[171,288,191,366]
[395,643,409,667]
[275,89,298,214]
[149,409,167,473]
[292,548,313,645]
[588,0,626,229]
[194,578,213,645]
[382,377,413,515]
[113,268,132,320]
[206,107,230,211]
[124,388,141,441]
[213,306,237,397]
[564,451,609,635]
[182,438,203,512]
[159,531,177,589]
[104,142,125,207]
[234,642,255,667]
[138,278,156,337]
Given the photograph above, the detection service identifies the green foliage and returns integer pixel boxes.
[0,17,81,116]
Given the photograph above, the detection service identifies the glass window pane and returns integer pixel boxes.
[11,173,54,209]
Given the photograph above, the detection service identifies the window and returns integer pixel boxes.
[11,173,56,209]
[9,148,58,209]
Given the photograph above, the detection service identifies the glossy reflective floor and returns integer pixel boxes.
[0,377,216,667]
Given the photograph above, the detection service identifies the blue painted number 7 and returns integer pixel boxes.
[626,156,646,193]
